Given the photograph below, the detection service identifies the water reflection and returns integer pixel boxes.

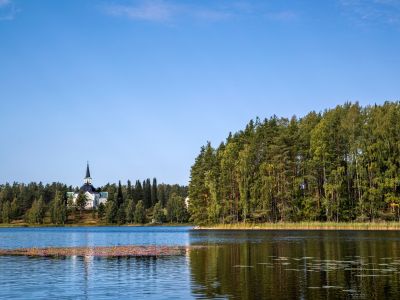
[188,230,400,299]
[0,255,192,300]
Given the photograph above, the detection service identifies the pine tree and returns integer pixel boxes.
[158,184,166,207]
[151,178,158,207]
[116,180,124,208]
[143,179,152,209]
[127,180,133,200]
[133,180,143,203]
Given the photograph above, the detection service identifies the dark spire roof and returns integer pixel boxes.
[85,162,91,178]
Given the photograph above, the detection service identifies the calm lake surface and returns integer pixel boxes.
[1,227,400,299]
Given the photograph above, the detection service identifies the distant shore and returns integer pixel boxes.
[196,222,400,231]
[0,222,193,228]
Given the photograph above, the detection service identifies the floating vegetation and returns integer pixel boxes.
[273,257,289,261]
[255,253,400,286]
[380,269,396,272]
[342,289,357,293]
[355,274,390,277]
[0,245,193,257]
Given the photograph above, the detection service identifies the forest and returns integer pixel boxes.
[188,102,400,225]
[0,179,188,225]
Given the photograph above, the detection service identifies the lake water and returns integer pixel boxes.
[1,227,400,299]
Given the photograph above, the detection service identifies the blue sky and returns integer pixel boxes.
[0,0,399,186]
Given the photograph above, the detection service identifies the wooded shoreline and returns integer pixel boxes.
[189,102,400,225]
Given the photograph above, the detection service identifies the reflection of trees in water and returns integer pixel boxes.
[76,256,179,298]
[188,233,400,299]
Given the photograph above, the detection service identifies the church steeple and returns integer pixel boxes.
[86,162,91,178]
[84,162,92,185]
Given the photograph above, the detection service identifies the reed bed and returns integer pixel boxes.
[197,222,400,231]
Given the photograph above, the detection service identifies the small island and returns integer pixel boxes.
[0,245,191,257]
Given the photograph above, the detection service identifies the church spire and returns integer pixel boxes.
[86,162,91,179]
[84,162,92,185]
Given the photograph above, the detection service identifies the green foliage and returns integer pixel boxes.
[157,185,166,207]
[151,178,158,207]
[1,201,11,223]
[167,193,188,223]
[26,197,45,224]
[105,200,118,224]
[97,203,105,219]
[50,191,67,225]
[116,180,124,208]
[117,206,126,224]
[134,200,146,224]
[125,199,135,223]
[10,197,20,220]
[188,102,400,225]
[76,192,87,219]
[152,201,165,223]
[143,179,152,209]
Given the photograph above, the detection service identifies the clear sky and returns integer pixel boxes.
[0,0,399,186]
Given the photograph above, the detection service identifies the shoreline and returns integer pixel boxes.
[196,222,400,231]
[0,223,193,228]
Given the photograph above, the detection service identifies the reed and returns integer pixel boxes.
[197,221,400,231]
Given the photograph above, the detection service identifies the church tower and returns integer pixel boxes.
[84,162,92,185]
[67,162,108,209]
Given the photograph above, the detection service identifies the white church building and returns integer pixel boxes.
[67,163,108,209]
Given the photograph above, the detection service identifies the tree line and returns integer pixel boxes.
[100,179,188,224]
[0,179,188,225]
[188,102,400,224]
